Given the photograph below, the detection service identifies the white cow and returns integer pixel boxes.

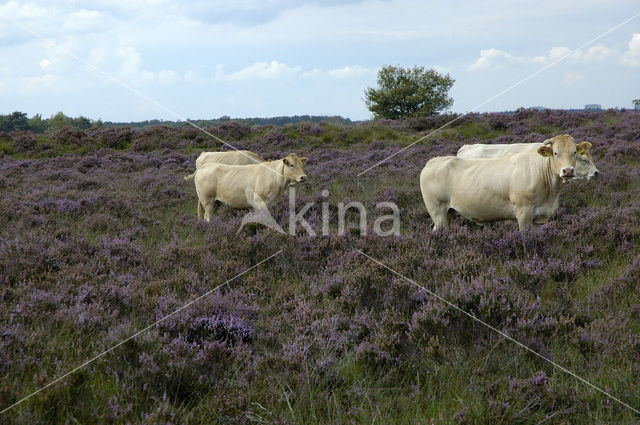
[184,150,267,181]
[420,134,592,231]
[185,153,308,222]
[457,140,599,179]
[195,150,266,169]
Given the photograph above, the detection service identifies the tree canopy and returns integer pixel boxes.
[365,65,455,120]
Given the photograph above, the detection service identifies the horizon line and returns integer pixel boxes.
[2,105,638,126]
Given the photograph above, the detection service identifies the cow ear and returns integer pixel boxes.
[537,146,552,157]
[283,158,290,166]
[577,141,592,155]
[300,156,308,164]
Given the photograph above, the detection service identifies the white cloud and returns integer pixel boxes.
[469,48,521,71]
[533,46,572,64]
[581,44,615,63]
[299,68,322,79]
[477,38,629,71]
[39,58,50,70]
[216,60,301,82]
[301,65,376,79]
[621,33,640,67]
[549,46,573,62]
[63,9,105,31]
[183,69,199,83]
[117,46,143,75]
[432,65,452,75]
[328,65,373,79]
[157,69,177,83]
[211,61,376,83]
[533,44,615,65]
[0,1,49,20]
[116,46,155,83]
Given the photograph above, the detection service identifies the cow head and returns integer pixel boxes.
[575,150,599,180]
[282,153,308,184]
[537,134,592,181]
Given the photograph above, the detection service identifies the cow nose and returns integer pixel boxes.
[594,170,600,176]
[299,175,307,182]
[561,167,575,177]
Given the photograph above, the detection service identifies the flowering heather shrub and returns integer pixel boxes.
[487,114,510,130]
[260,127,297,148]
[50,126,90,148]
[132,125,176,152]
[406,113,462,131]
[96,126,135,149]
[512,125,531,136]
[0,111,639,423]
[216,121,252,140]
[297,122,322,136]
[12,131,38,152]
[179,126,202,141]
[186,314,254,344]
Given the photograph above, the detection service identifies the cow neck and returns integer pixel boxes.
[541,154,562,196]
[270,159,289,193]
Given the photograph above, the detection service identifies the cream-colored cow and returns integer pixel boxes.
[420,134,592,231]
[184,150,267,181]
[457,140,599,179]
[195,150,266,168]
[185,153,308,221]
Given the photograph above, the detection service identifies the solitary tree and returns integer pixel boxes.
[365,65,454,119]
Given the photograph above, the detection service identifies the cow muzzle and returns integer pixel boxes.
[298,175,307,183]
[560,167,575,179]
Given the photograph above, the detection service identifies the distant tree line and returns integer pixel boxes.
[0,112,101,134]
[104,115,354,128]
[0,111,354,133]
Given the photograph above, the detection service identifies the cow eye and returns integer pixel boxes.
[290,163,294,168]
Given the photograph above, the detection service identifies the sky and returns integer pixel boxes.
[0,0,639,121]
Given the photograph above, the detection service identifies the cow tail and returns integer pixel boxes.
[197,201,204,219]
[184,170,197,181]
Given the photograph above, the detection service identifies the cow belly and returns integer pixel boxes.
[450,197,515,224]
[219,197,252,210]
[215,186,253,209]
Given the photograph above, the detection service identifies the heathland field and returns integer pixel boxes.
[1,109,639,424]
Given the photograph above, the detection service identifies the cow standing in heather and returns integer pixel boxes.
[420,134,592,231]
[183,150,267,182]
[457,139,599,180]
[185,153,308,229]
[195,150,266,168]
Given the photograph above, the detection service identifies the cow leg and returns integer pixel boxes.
[431,209,449,231]
[515,206,534,231]
[203,201,218,222]
[424,199,449,231]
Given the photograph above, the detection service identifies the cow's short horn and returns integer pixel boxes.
[541,138,553,146]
